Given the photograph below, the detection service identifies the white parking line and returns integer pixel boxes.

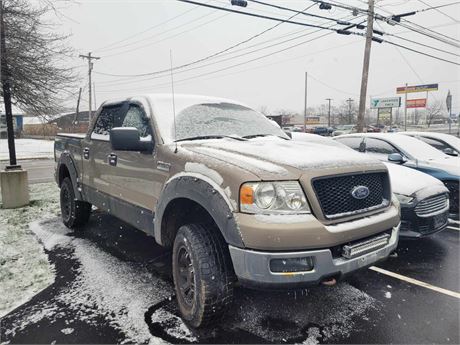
[447,226,460,231]
[369,266,460,299]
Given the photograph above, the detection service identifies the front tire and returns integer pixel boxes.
[172,224,234,328]
[60,177,91,229]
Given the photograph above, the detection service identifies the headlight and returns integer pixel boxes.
[394,193,414,205]
[240,181,310,214]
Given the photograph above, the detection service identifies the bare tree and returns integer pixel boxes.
[1,0,76,117]
[258,105,270,116]
[425,100,444,127]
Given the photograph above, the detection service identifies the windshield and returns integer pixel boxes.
[154,99,288,142]
[389,134,449,161]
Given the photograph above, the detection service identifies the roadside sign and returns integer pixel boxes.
[305,116,320,125]
[406,98,427,109]
[397,83,438,94]
[371,97,401,109]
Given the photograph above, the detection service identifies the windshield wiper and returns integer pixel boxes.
[175,135,247,142]
[243,134,289,140]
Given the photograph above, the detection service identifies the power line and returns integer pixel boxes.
[94,2,207,52]
[176,0,365,34]
[417,0,459,23]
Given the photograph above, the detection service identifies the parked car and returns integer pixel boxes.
[401,132,460,157]
[312,126,334,136]
[55,94,400,327]
[332,125,356,136]
[366,125,380,133]
[334,133,460,219]
[292,133,450,237]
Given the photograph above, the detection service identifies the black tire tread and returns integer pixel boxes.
[61,177,91,229]
[175,223,235,327]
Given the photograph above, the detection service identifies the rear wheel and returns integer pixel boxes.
[172,224,234,328]
[60,177,91,229]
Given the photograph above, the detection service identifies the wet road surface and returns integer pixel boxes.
[1,211,459,344]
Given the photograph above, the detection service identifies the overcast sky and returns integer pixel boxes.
[46,0,460,115]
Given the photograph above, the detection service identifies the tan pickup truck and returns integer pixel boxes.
[55,94,400,327]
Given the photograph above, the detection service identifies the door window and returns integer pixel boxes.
[92,104,126,138]
[418,136,450,151]
[120,105,152,139]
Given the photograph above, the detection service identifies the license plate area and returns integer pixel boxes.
[342,233,390,259]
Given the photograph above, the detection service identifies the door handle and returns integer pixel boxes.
[83,147,90,160]
[108,153,117,166]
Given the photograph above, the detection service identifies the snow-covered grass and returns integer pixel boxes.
[0,139,54,160]
[0,182,59,317]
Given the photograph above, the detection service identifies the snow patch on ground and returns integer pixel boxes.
[0,139,54,160]
[4,218,173,344]
[0,183,59,318]
[384,291,392,299]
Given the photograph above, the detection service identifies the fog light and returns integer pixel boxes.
[270,257,314,273]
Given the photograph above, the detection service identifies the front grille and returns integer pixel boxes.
[312,172,389,219]
[415,193,449,217]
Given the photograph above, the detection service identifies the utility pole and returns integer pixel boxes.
[347,98,354,124]
[93,82,97,110]
[79,52,100,123]
[404,82,408,131]
[73,87,82,128]
[357,0,375,133]
[304,72,308,133]
[0,0,17,168]
[326,98,332,127]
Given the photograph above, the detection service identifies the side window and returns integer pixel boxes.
[120,105,152,139]
[365,138,398,155]
[419,137,449,151]
[92,104,125,137]
[335,137,364,152]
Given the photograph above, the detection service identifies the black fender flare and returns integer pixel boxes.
[57,153,84,201]
[154,174,244,248]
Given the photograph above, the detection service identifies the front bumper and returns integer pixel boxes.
[229,223,400,288]
[400,204,449,238]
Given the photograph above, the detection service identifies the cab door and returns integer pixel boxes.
[106,102,157,211]
[81,102,128,199]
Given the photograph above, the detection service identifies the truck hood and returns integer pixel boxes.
[181,137,384,180]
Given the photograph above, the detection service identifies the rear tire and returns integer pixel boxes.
[60,177,91,229]
[172,224,234,328]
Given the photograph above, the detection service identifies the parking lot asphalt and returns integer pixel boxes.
[1,211,459,344]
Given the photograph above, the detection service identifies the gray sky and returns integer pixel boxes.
[48,0,460,115]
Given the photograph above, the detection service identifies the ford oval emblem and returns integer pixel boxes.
[351,186,370,200]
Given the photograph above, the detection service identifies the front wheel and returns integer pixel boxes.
[172,224,234,328]
[60,177,91,229]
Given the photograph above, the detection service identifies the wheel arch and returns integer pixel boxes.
[154,174,244,249]
[57,153,84,201]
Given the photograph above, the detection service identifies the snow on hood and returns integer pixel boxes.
[384,163,448,198]
[182,137,382,178]
[420,156,460,177]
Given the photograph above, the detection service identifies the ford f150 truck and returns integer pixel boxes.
[55,94,400,327]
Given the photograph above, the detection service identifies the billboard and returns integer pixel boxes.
[371,97,401,109]
[305,116,320,125]
[406,98,427,109]
[397,84,438,94]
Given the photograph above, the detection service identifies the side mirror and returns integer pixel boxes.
[110,127,153,152]
[388,153,406,164]
[443,147,458,157]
